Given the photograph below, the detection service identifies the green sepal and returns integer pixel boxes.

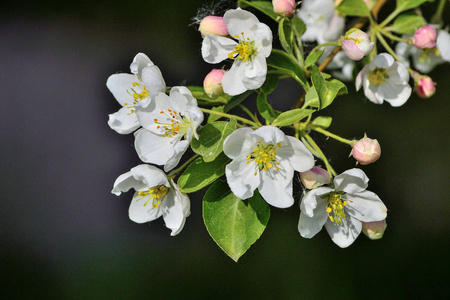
[203,180,270,262]
[271,108,315,127]
[257,92,281,124]
[191,119,237,162]
[267,49,308,88]
[305,50,324,68]
[311,65,347,110]
[388,12,426,34]
[279,17,293,54]
[187,86,230,106]
[177,153,231,193]
[291,16,306,38]
[336,0,371,17]
[237,0,278,21]
[312,116,332,129]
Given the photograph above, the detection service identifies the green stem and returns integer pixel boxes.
[310,42,338,55]
[200,108,259,127]
[376,31,403,62]
[168,154,200,179]
[303,133,337,177]
[431,0,446,25]
[309,126,355,146]
[239,104,262,126]
[379,7,403,28]
[379,28,406,43]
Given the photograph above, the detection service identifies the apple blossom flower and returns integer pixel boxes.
[362,220,387,240]
[412,72,436,98]
[223,126,314,208]
[199,16,229,38]
[201,8,273,96]
[134,86,204,172]
[298,168,387,248]
[298,0,345,45]
[112,164,190,236]
[203,69,226,97]
[341,29,374,61]
[299,166,331,189]
[272,0,296,17]
[351,135,381,165]
[396,29,450,74]
[412,25,437,49]
[106,53,166,134]
[356,53,412,107]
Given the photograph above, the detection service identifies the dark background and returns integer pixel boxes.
[1,0,449,298]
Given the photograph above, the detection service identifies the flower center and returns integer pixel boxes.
[326,193,352,225]
[419,47,441,63]
[136,185,170,208]
[247,141,281,175]
[228,32,257,62]
[124,81,149,114]
[368,68,389,85]
[154,109,193,138]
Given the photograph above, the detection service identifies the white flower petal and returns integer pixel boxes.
[300,187,332,217]
[202,35,237,64]
[324,216,362,248]
[224,8,260,38]
[345,190,387,222]
[298,195,329,238]
[112,170,146,196]
[106,73,141,106]
[253,23,273,57]
[163,140,190,172]
[381,82,411,107]
[242,53,267,90]
[437,30,450,61]
[130,53,154,77]
[258,165,294,208]
[162,189,190,236]
[129,191,163,223]
[222,60,248,95]
[134,129,176,165]
[372,53,394,68]
[135,92,171,132]
[225,157,260,199]
[223,127,255,159]
[279,136,314,172]
[108,107,140,134]
[129,164,169,190]
[334,168,369,194]
[141,65,166,94]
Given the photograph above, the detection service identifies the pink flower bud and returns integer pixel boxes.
[272,0,296,17]
[199,16,229,38]
[203,69,226,98]
[342,29,374,61]
[413,25,437,49]
[351,135,381,165]
[412,72,436,98]
[362,220,387,240]
[299,166,331,189]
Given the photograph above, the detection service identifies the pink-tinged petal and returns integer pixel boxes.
[106,73,141,106]
[324,216,362,248]
[134,129,175,166]
[343,40,364,61]
[345,190,387,222]
[334,168,369,194]
[225,157,261,199]
[223,127,255,159]
[108,107,140,134]
[258,162,294,208]
[222,60,247,95]
[224,8,260,38]
[141,65,166,94]
[298,195,329,238]
[130,53,154,77]
[355,70,363,91]
[129,191,163,223]
[202,35,237,64]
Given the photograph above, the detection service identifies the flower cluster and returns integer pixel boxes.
[105,0,447,260]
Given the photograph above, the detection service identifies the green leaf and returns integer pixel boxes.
[278,18,293,54]
[336,0,370,17]
[257,92,281,123]
[271,108,315,127]
[311,65,347,109]
[396,0,429,12]
[267,49,308,88]
[177,153,231,193]
[312,116,332,129]
[305,49,324,68]
[389,12,426,34]
[207,105,225,123]
[302,85,320,108]
[260,73,279,95]
[187,86,230,106]
[291,16,306,37]
[203,180,270,262]
[237,0,278,21]
[191,119,237,162]
[223,90,254,113]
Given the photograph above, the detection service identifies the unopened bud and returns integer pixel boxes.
[203,69,226,98]
[299,166,331,189]
[362,220,387,240]
[272,0,296,17]
[199,16,229,38]
[351,135,381,165]
[412,72,435,98]
[413,25,437,49]
[341,29,374,61]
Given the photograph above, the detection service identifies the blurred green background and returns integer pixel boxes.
[0,0,449,298]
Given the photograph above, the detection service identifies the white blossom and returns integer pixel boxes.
[106,53,166,134]
[202,8,272,96]
[112,164,190,236]
[223,126,314,208]
[298,168,387,248]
